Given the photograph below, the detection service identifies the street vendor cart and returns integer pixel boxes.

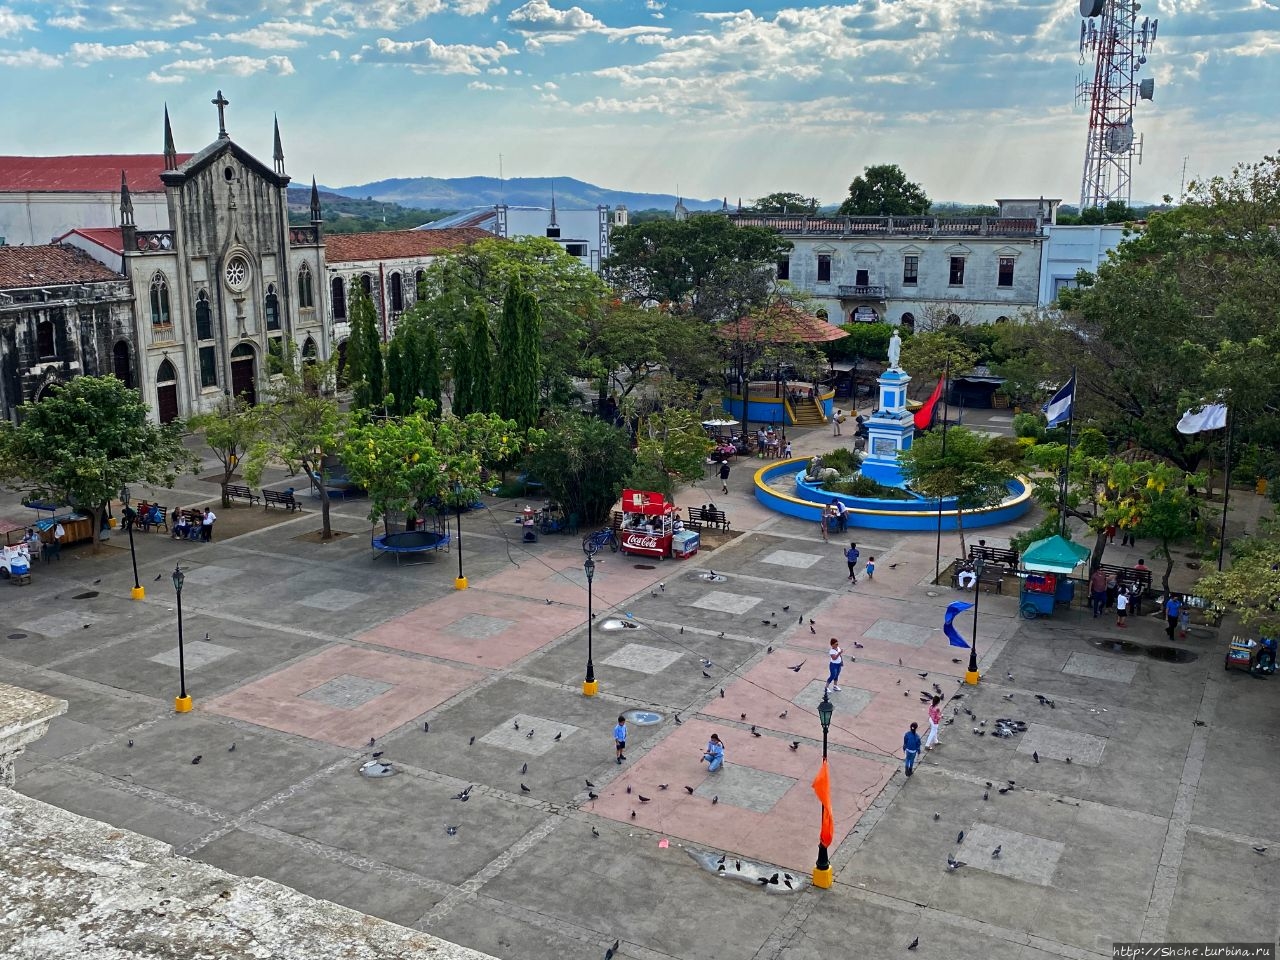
[617,489,699,560]
[1018,534,1089,620]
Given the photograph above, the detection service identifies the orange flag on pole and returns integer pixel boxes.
[811,758,834,847]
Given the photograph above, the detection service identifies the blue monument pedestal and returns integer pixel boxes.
[860,367,915,487]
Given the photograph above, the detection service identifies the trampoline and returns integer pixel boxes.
[371,529,451,565]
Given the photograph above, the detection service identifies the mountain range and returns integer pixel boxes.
[321,176,724,213]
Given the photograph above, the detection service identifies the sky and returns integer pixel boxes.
[0,0,1276,206]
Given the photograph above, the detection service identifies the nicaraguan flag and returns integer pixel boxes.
[1042,376,1075,429]
[944,600,974,648]
[1176,402,1228,435]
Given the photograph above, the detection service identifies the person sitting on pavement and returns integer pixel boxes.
[701,734,725,773]
[957,563,977,590]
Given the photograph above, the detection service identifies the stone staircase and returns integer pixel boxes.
[789,399,827,428]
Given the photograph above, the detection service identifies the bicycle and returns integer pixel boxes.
[582,527,619,555]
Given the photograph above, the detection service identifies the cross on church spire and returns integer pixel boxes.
[212,90,230,139]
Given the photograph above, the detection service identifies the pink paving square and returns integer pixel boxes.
[471,543,669,609]
[356,589,583,668]
[586,719,892,873]
[203,646,483,748]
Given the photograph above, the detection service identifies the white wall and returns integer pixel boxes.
[0,192,168,246]
[1038,224,1130,305]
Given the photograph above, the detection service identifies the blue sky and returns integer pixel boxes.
[0,0,1275,205]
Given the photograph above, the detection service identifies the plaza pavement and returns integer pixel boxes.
[3,412,1278,959]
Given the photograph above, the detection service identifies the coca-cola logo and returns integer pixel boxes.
[625,534,660,549]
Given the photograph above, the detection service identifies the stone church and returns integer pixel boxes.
[0,93,329,423]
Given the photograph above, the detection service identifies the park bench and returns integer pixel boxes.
[224,483,260,506]
[263,489,300,512]
[968,544,1019,574]
[1097,563,1152,594]
[136,505,168,533]
[951,560,1005,594]
[686,506,730,532]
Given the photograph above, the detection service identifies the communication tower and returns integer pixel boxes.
[1075,0,1157,210]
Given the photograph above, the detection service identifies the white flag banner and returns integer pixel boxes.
[1176,402,1228,435]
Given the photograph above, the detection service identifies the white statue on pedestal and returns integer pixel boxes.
[888,330,902,371]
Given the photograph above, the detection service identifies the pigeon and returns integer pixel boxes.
[204,632,212,642]
[658,783,668,791]
[907,937,919,951]
[1032,751,1040,763]
[809,625,816,635]
[592,826,600,837]
[191,756,202,764]
[1193,719,1206,727]
[956,830,966,844]
[526,729,535,739]
[789,742,800,751]
[521,763,528,775]
[520,783,531,793]
[452,786,473,801]
[788,661,806,672]
[1253,846,1267,854]
[985,781,993,787]
[1065,757,1072,764]
[586,779,596,788]
[703,671,712,678]
[369,737,376,747]
[767,646,774,653]
[630,810,636,819]
[680,627,684,635]
[626,786,632,794]
[446,825,458,836]
[998,787,1010,795]
[767,872,779,884]
[778,710,789,719]
[605,939,621,960]
[1007,671,1015,681]
[127,739,134,748]
[933,812,940,820]
[917,672,928,679]
[674,714,683,725]
[983,792,989,801]
[853,641,864,649]
[701,658,713,667]
[751,727,762,738]
[741,713,747,720]
[991,845,1002,859]
[513,721,520,730]
[798,615,804,625]
[952,658,962,664]
[719,632,725,638]
[469,736,475,746]
[638,795,651,802]
[783,877,793,889]
[684,786,695,794]
[736,860,742,871]
[888,562,900,569]
[554,732,562,741]
[946,853,965,871]
[372,751,384,760]
[782,605,790,612]
[659,583,665,591]
[588,792,599,800]
[720,689,725,698]
[92,578,101,585]
[761,619,771,625]
[1007,780,1016,786]
[545,599,552,605]
[153,573,163,581]
[711,795,719,805]
[898,658,903,666]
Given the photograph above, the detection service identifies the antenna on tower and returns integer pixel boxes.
[1179,155,1189,200]
[1075,0,1158,211]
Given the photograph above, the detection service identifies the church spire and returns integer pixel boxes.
[273,114,285,175]
[309,176,322,224]
[119,171,134,226]
[549,181,558,228]
[163,105,177,171]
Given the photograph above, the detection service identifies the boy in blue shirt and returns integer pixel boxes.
[613,716,627,764]
[903,722,921,777]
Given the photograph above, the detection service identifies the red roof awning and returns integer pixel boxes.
[716,303,849,344]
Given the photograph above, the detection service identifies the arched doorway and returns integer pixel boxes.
[230,343,257,405]
[335,339,349,386]
[156,359,179,423]
[900,312,916,333]
[112,341,134,388]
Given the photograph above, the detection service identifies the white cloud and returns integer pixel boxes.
[0,6,35,38]
[209,19,350,50]
[0,46,61,67]
[67,40,206,63]
[507,0,669,40]
[321,49,341,59]
[467,79,502,89]
[453,0,499,14]
[153,54,296,78]
[146,70,188,84]
[328,0,445,29]
[353,36,515,74]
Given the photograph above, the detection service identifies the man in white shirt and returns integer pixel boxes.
[201,508,217,542]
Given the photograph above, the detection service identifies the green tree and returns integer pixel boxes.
[583,300,718,405]
[627,410,714,499]
[385,337,408,416]
[346,282,384,410]
[522,411,635,525]
[244,357,345,540]
[749,192,815,214]
[604,215,792,321]
[189,399,264,507]
[899,427,1020,556]
[496,281,542,429]
[419,325,442,416]
[899,332,976,399]
[837,164,930,216]
[824,321,893,364]
[1197,523,1280,635]
[0,376,194,553]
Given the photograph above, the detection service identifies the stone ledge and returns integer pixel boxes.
[0,682,68,788]
[0,788,497,960]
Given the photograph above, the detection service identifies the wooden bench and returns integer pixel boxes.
[1097,563,1152,594]
[968,545,1019,574]
[224,483,260,506]
[686,506,730,531]
[136,505,168,533]
[951,560,1004,594]
[263,489,300,512]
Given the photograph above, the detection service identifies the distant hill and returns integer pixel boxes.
[285,187,451,234]
[323,176,724,214]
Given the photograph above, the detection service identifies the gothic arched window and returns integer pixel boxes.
[389,272,404,313]
[265,283,280,331]
[195,290,212,340]
[298,263,314,309]
[331,276,346,320]
[150,273,171,327]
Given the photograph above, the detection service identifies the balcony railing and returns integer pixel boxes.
[134,230,175,252]
[289,226,319,245]
[730,214,1041,238]
[836,284,887,299]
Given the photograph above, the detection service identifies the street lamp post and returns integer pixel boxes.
[966,555,985,685]
[813,691,835,888]
[454,493,468,590]
[121,487,144,601]
[583,553,598,696]
[172,563,192,713]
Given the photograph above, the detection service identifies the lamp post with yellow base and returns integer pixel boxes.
[965,556,985,685]
[454,501,468,591]
[582,552,598,696]
[813,692,835,888]
[172,563,192,713]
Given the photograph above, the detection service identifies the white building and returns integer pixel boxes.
[733,198,1058,329]
[422,201,626,272]
[1037,223,1131,305]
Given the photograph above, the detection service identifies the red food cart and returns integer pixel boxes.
[618,489,699,560]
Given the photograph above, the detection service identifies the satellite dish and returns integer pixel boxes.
[1106,123,1134,153]
[1080,0,1105,17]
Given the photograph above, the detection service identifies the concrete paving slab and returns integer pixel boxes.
[1166,829,1280,944]
[24,609,103,638]
[792,678,874,718]
[297,588,371,612]
[691,590,762,615]
[1061,651,1138,684]
[478,714,581,757]
[1016,723,1107,766]
[690,762,796,813]
[960,821,1064,885]
[760,549,824,569]
[177,563,244,586]
[424,894,604,960]
[300,674,396,710]
[864,619,934,647]
[444,614,517,640]
[598,642,683,675]
[149,639,238,670]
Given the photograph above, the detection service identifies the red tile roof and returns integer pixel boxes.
[323,228,490,263]
[0,243,125,288]
[56,227,125,254]
[0,154,193,193]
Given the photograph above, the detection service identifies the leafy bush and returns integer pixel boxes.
[1012,412,1045,441]
[819,447,864,474]
[822,475,915,500]
[521,412,635,524]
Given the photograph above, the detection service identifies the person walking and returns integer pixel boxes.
[832,409,842,436]
[865,556,875,581]
[903,722,921,777]
[1089,566,1108,619]
[844,542,860,583]
[834,499,848,533]
[1165,594,1182,641]
[613,715,628,764]
[1178,602,1191,638]
[924,696,942,751]
[1115,587,1129,628]
[718,460,731,495]
[701,733,724,773]
[1121,525,1135,548]
[825,639,843,692]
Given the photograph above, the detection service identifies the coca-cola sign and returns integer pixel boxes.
[624,534,660,549]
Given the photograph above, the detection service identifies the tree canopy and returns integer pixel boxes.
[837,164,930,217]
[749,192,816,214]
